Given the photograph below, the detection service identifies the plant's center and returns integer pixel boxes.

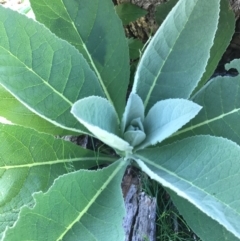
[124,117,146,147]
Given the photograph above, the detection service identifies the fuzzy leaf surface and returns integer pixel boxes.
[133,0,220,111]
[30,0,130,118]
[169,191,240,241]
[121,93,144,133]
[165,75,240,146]
[134,136,240,238]
[191,0,235,95]
[0,124,113,238]
[0,86,75,135]
[3,160,127,241]
[0,6,105,134]
[71,96,132,152]
[136,99,201,150]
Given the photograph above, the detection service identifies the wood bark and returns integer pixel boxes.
[122,167,157,241]
[123,184,157,241]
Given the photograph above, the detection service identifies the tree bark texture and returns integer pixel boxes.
[123,185,157,241]
[122,167,157,241]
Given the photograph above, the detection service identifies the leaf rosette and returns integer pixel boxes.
[71,93,202,155]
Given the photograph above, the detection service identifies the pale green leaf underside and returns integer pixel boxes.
[134,136,240,238]
[3,160,128,241]
[30,0,130,118]
[71,96,132,152]
[169,191,240,241]
[166,75,240,146]
[136,99,201,150]
[0,6,105,134]
[0,85,76,136]
[0,124,114,238]
[133,0,220,111]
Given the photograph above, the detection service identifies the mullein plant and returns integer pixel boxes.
[0,0,239,240]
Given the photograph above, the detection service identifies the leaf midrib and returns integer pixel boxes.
[134,156,240,234]
[0,157,115,169]
[0,46,88,133]
[60,0,115,114]
[0,47,73,106]
[56,159,125,241]
[139,0,202,108]
[173,107,240,137]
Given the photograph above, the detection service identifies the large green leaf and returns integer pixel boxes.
[71,96,132,153]
[165,74,240,146]
[3,160,127,241]
[0,124,114,238]
[0,85,76,135]
[0,6,105,134]
[30,0,130,118]
[133,0,220,111]
[134,136,240,239]
[191,0,235,95]
[169,191,240,241]
[136,99,201,150]
[156,0,234,96]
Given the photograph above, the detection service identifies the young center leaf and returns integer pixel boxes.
[121,93,145,132]
[121,93,146,146]
[30,0,130,119]
[0,6,105,134]
[71,96,132,153]
[134,136,240,239]
[136,99,201,150]
[0,124,114,238]
[3,160,128,241]
[133,0,220,112]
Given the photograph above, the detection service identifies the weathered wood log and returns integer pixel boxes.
[122,167,157,241]
[123,184,157,241]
